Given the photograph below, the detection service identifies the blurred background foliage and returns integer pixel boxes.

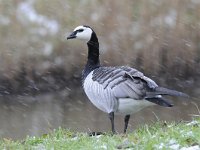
[0,0,200,94]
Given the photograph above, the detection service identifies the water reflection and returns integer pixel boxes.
[0,87,199,139]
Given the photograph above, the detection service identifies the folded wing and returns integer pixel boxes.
[92,66,188,107]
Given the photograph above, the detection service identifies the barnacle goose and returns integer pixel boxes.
[67,25,189,134]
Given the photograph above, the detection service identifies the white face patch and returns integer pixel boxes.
[73,26,93,41]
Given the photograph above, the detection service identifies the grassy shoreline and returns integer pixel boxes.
[0,118,199,150]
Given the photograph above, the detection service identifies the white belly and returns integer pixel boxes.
[116,98,155,114]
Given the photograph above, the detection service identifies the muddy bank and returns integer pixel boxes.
[0,67,82,96]
[0,65,198,96]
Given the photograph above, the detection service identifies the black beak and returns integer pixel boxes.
[67,31,77,40]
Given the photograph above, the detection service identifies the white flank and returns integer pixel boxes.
[116,98,155,114]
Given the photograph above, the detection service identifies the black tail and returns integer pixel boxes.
[147,87,189,98]
[146,97,173,107]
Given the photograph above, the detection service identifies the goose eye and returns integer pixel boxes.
[77,29,84,32]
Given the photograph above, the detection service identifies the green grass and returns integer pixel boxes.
[0,118,200,150]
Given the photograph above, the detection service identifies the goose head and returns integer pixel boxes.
[67,25,93,42]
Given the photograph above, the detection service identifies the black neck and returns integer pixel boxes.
[82,32,100,81]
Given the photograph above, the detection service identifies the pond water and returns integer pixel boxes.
[0,86,199,139]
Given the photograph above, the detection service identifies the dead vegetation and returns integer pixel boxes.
[0,0,199,94]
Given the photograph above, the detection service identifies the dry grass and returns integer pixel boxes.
[0,0,200,89]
